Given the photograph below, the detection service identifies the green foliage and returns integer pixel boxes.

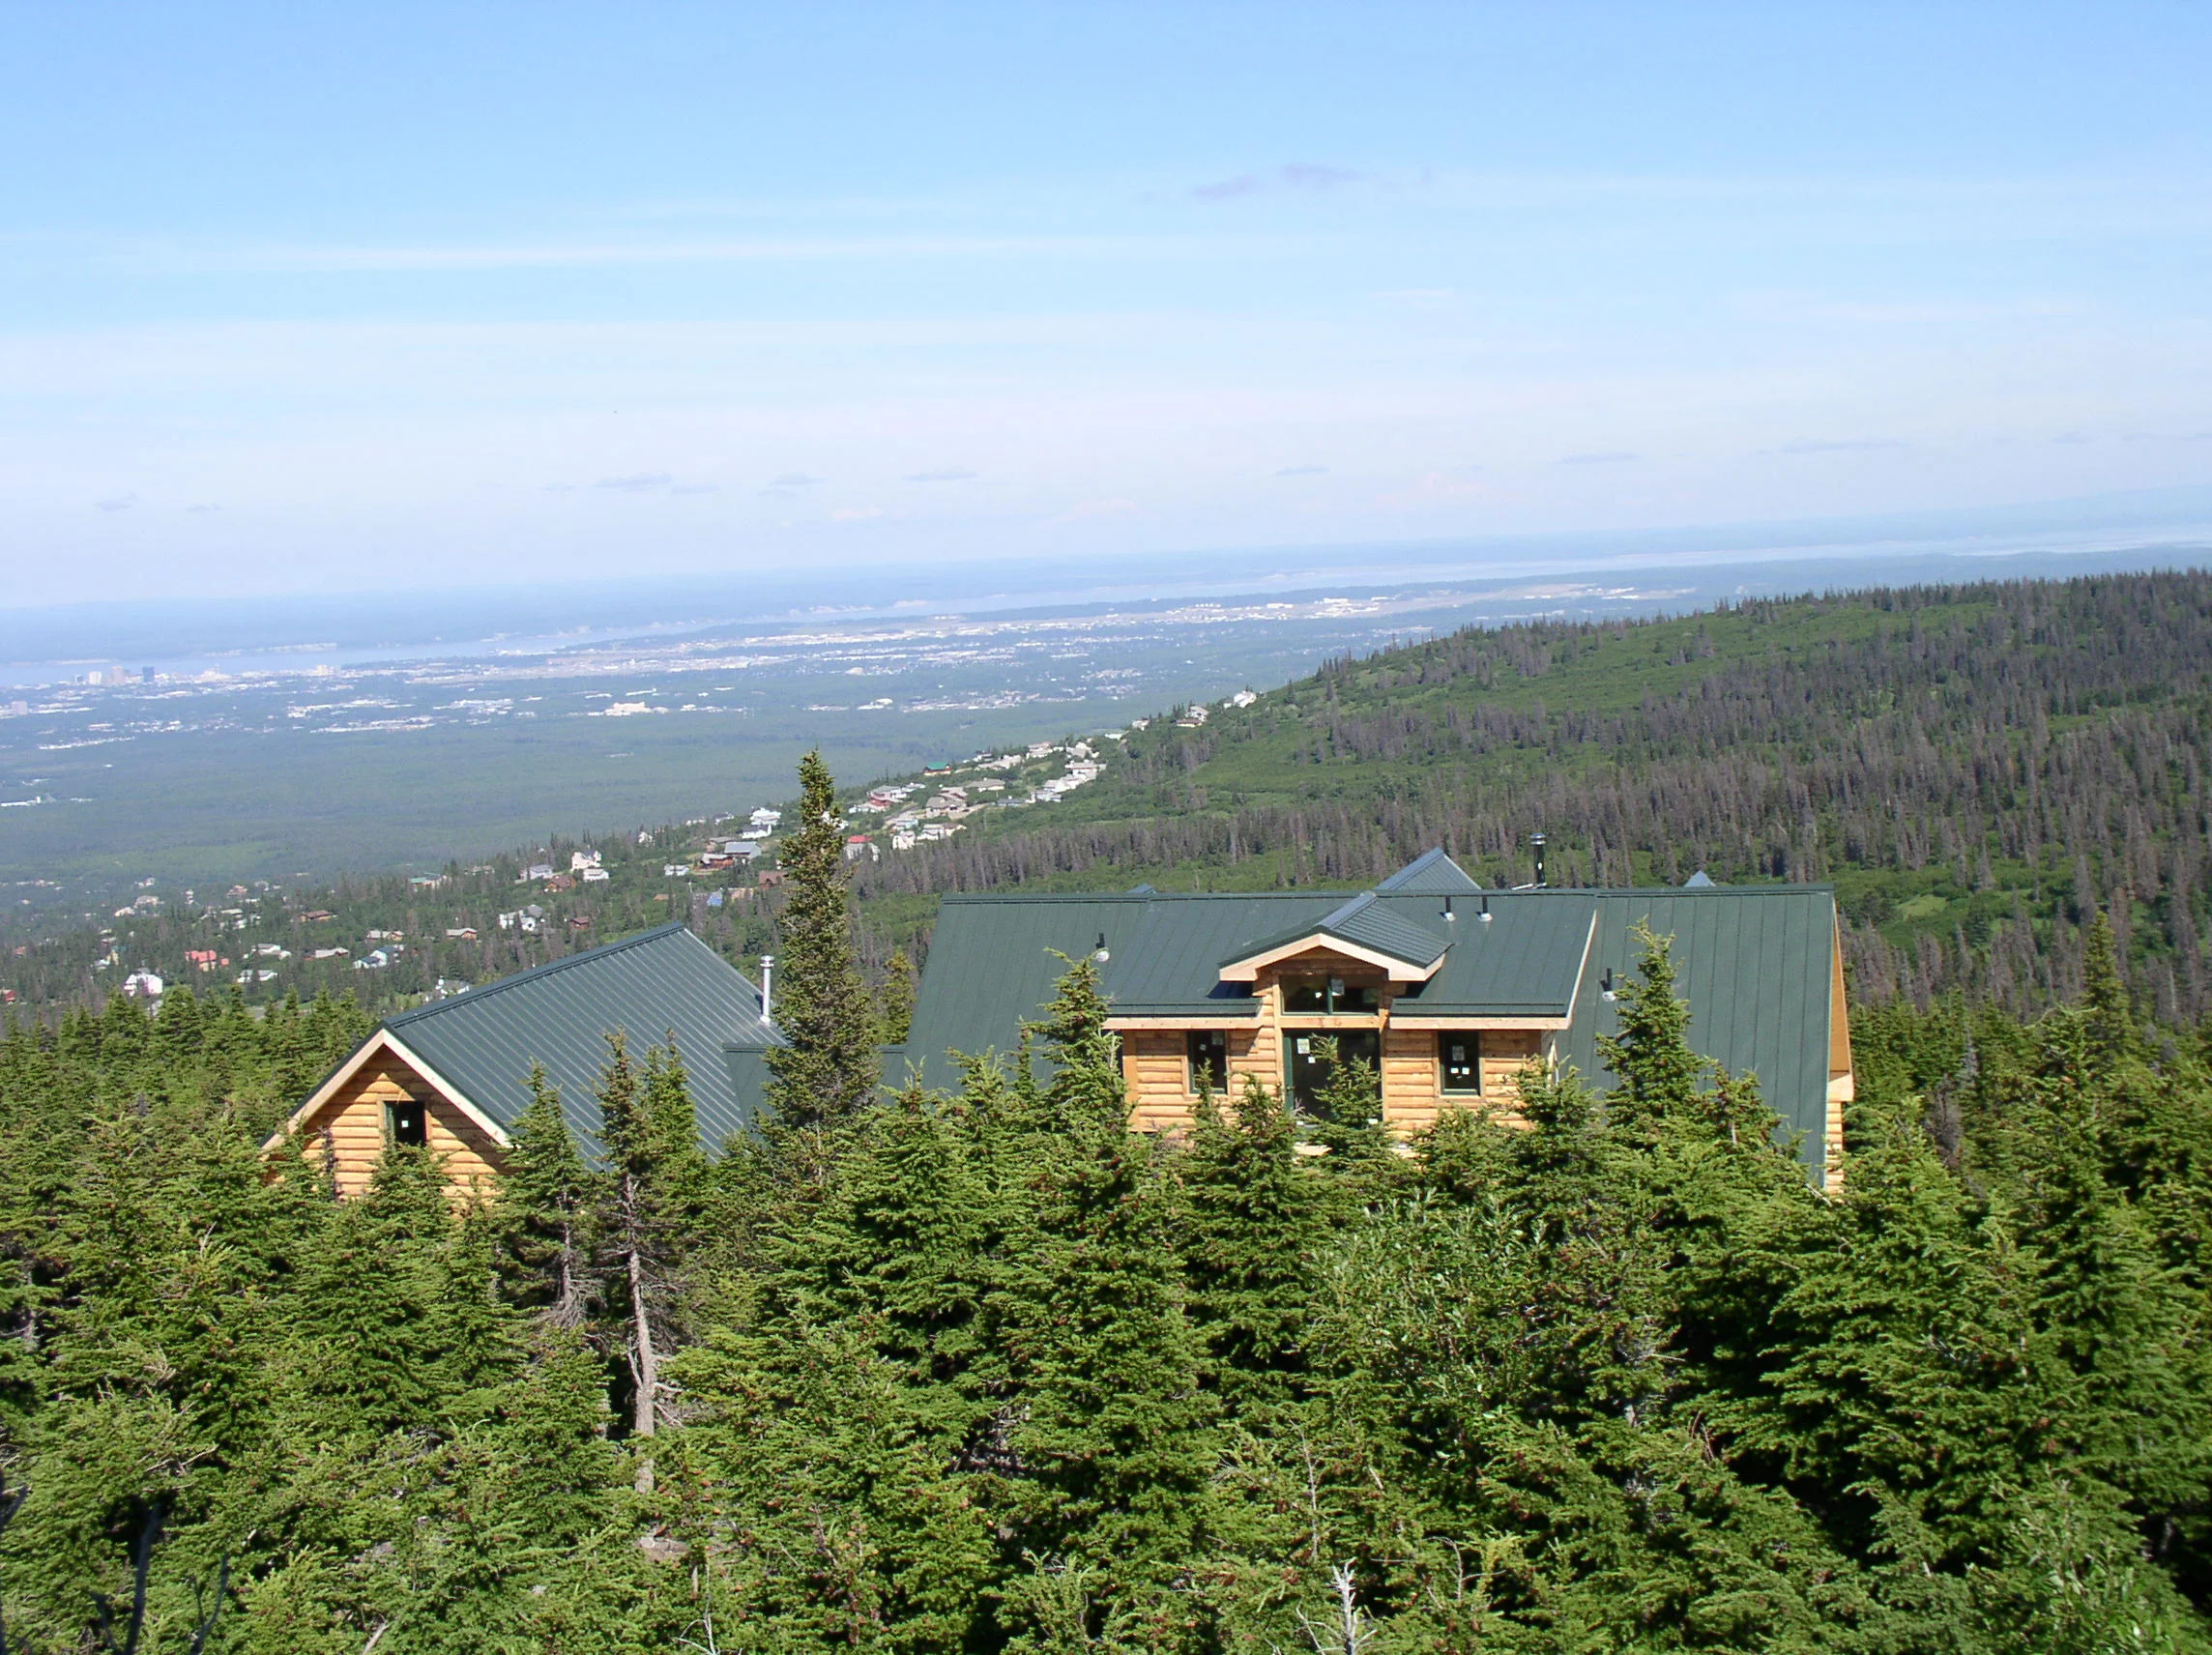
[7,907,2212,1648]
[764,750,884,1181]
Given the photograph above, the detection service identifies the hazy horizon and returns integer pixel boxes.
[5,3,2209,608]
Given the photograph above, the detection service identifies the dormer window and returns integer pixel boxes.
[1282,977,1377,1015]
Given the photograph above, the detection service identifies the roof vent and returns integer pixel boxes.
[760,953,775,1023]
[1478,893,1492,923]
[1601,966,1616,1002]
[1441,895,1455,922]
[1091,931,1110,965]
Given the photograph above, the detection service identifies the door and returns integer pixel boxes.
[1283,1030,1381,1118]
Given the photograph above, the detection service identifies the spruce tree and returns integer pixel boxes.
[2080,911,2139,1070]
[762,751,882,1178]
[878,945,918,1045]
[1001,958,1215,1605]
[1595,921,1707,1139]
[594,1033,706,1445]
[496,1064,597,1326]
[1180,1075,1330,1419]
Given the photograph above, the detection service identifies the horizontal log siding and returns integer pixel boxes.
[1121,1026,1274,1134]
[1383,1027,1544,1136]
[298,1053,506,1199]
[1118,944,1551,1142]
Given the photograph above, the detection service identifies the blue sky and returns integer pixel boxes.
[3,1,2209,605]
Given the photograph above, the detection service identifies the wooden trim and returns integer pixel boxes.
[1218,934,1443,983]
[1388,1015,1571,1031]
[1824,918,1853,1192]
[266,1030,395,1151]
[264,1028,513,1155]
[1106,1014,1262,1030]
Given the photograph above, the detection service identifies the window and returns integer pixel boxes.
[387,1095,428,1148]
[1440,1032,1482,1094]
[1187,1029,1229,1092]
[1285,1030,1382,1118]
[1281,976,1378,1015]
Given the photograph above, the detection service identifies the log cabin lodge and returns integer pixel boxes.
[271,850,1853,1195]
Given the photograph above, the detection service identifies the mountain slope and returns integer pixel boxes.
[855,570,2212,1023]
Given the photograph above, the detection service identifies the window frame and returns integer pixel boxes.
[1279,975,1380,1016]
[1186,1029,1230,1093]
[1438,1031,1483,1095]
[386,1094,429,1148]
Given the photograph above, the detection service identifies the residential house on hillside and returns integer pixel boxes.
[273,852,1851,1195]
[269,924,780,1199]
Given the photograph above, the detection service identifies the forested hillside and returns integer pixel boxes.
[859,570,2212,1027]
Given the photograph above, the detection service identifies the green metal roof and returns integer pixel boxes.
[384,923,778,1157]
[1558,887,1839,1169]
[1225,890,1452,974]
[1375,847,1484,895]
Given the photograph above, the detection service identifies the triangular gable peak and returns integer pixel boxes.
[1217,891,1450,983]
[1373,847,1483,895]
[267,1027,511,1199]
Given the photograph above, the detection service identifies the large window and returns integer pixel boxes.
[387,1095,429,1147]
[1440,1032,1483,1094]
[1281,976,1378,1015]
[1187,1029,1230,1092]
[1285,1030,1382,1118]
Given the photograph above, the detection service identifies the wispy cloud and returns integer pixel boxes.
[96,491,137,512]
[186,503,221,513]
[165,233,1205,275]
[2123,429,2212,443]
[832,506,885,522]
[1194,162,1363,202]
[1557,451,1638,466]
[590,473,716,494]
[904,468,976,483]
[768,472,824,487]
[1064,498,1137,519]
[1274,464,1328,478]
[1770,438,1910,455]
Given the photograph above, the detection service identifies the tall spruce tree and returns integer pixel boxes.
[1595,921,1708,1139]
[1000,958,1215,1616]
[593,1032,706,1444]
[495,1065,597,1326]
[1180,1075,1330,1420]
[763,751,882,1179]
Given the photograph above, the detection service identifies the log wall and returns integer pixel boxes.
[1115,948,1549,1141]
[295,1049,507,1200]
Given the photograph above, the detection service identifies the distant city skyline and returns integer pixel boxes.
[3,1,2208,605]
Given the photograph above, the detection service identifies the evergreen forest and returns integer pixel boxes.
[5,750,2212,1650]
